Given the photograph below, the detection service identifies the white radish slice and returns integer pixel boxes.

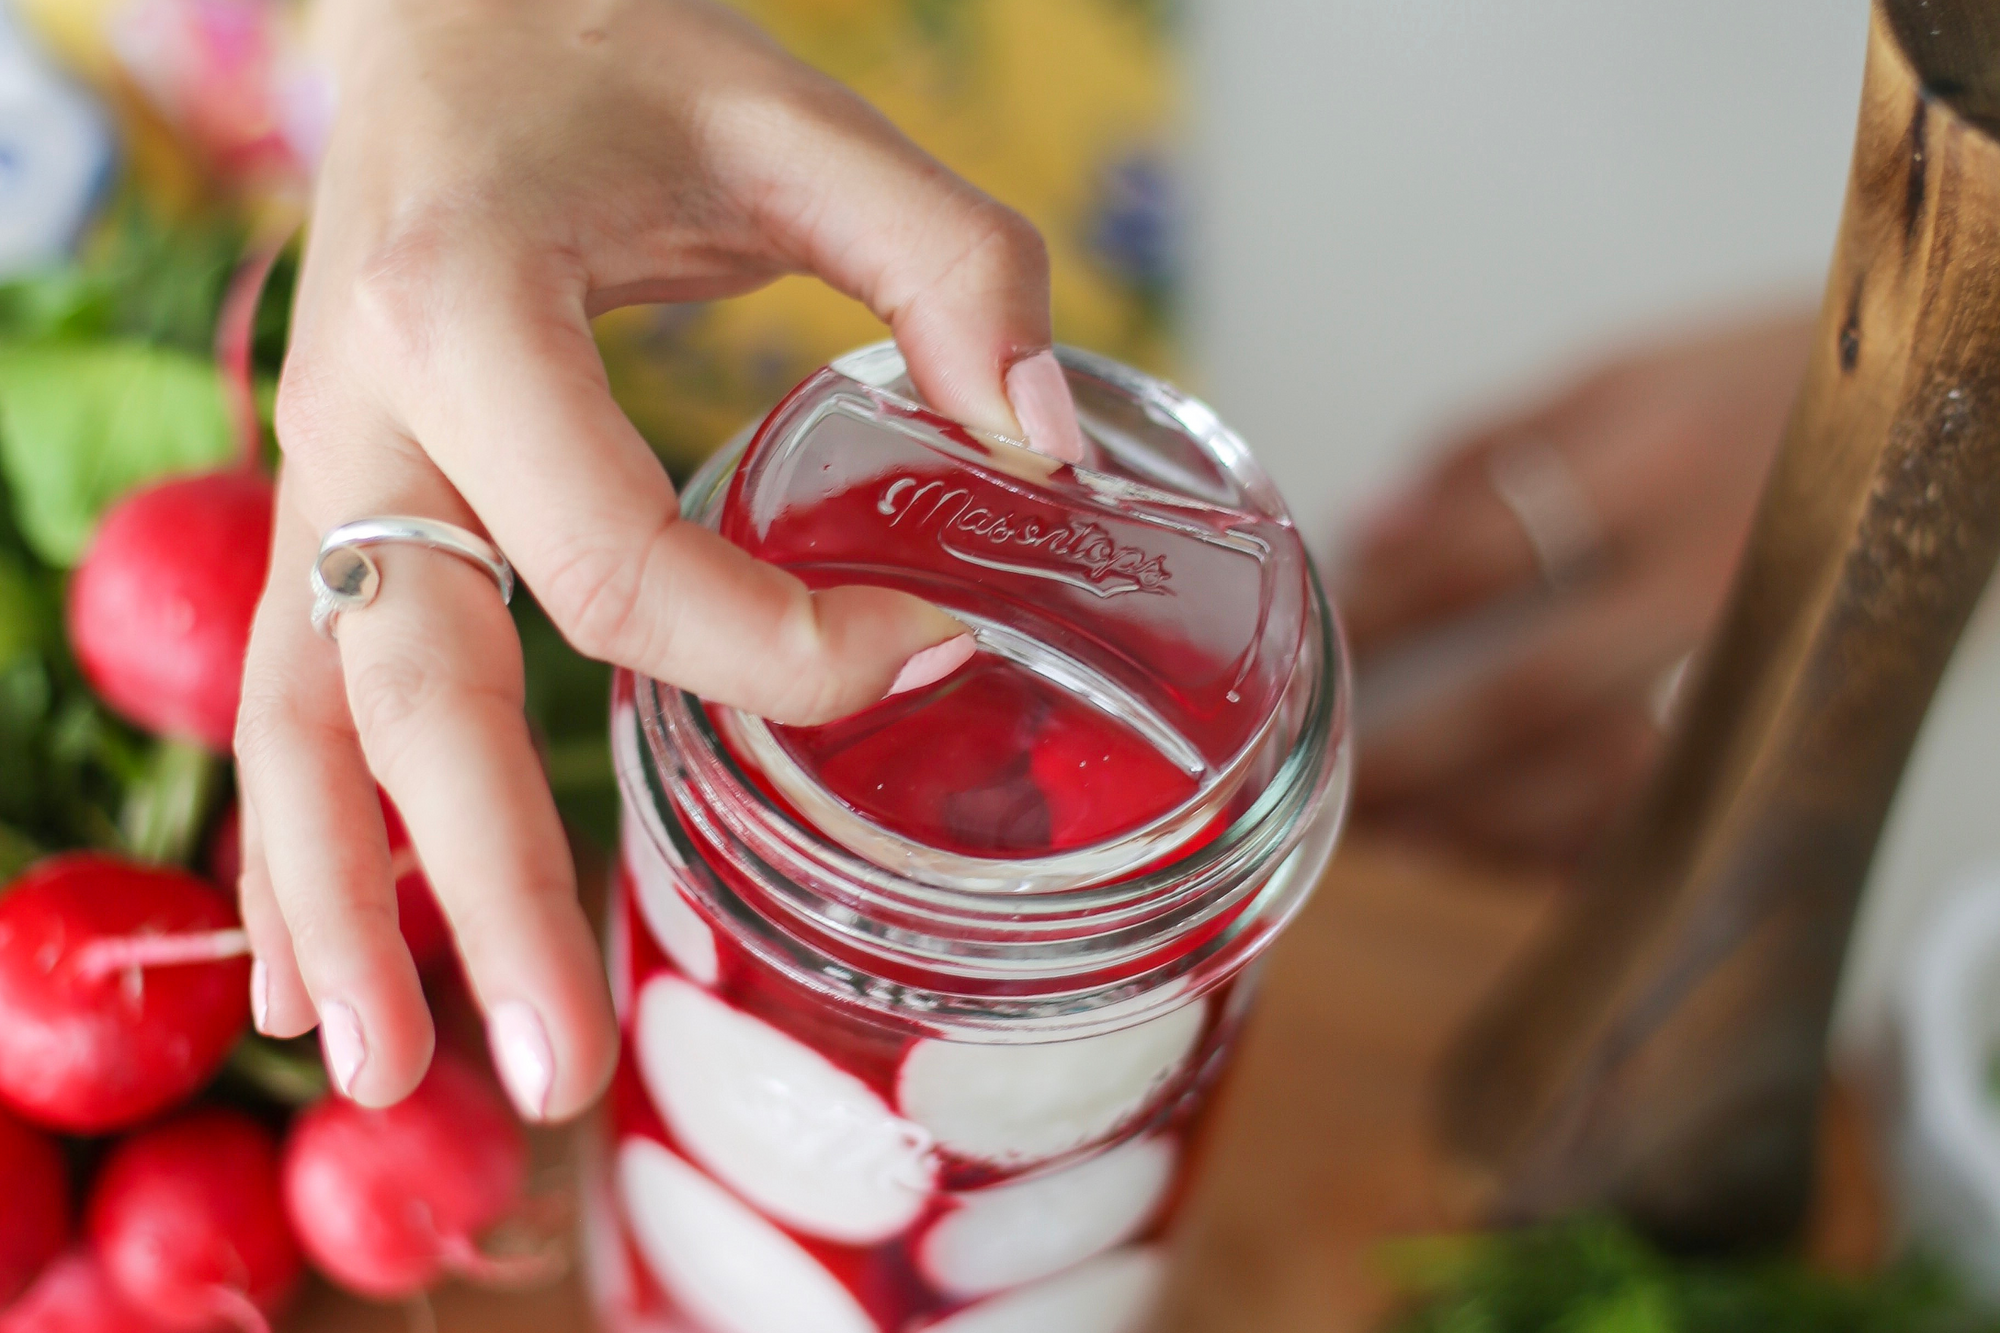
[916,1247,1167,1333]
[898,1001,1207,1166]
[581,1130,632,1311]
[621,813,719,985]
[636,976,935,1243]
[618,1138,879,1333]
[920,1136,1176,1297]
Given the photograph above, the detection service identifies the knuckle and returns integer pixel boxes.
[757,604,849,726]
[758,74,861,137]
[894,197,1050,323]
[538,529,661,664]
[289,891,400,961]
[978,202,1049,273]
[347,890,406,943]
[231,687,291,774]
[233,682,343,777]
[941,199,1049,292]
[347,224,458,374]
[346,652,444,749]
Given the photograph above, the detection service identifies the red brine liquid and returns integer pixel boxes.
[770,655,1199,858]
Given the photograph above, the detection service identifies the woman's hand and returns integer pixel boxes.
[1338,311,1815,868]
[234,0,1085,1118]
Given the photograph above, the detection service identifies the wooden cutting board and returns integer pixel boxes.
[291,834,1885,1333]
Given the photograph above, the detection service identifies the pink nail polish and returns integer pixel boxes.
[320,1000,366,1096]
[1005,350,1088,465]
[887,634,976,699]
[488,1001,555,1120]
[251,959,270,1034]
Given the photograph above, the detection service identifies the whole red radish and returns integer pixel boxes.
[282,1052,533,1299]
[0,1110,66,1306]
[0,1248,169,1333]
[0,855,250,1133]
[88,1109,300,1333]
[206,796,453,970]
[66,470,273,754]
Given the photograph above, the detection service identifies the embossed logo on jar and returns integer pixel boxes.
[877,476,1171,597]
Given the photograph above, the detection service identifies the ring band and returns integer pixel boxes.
[310,516,514,638]
[1485,438,1604,588]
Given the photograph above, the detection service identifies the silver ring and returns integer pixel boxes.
[310,516,514,638]
[1485,438,1604,588]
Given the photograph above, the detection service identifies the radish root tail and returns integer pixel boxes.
[403,1293,439,1333]
[204,1283,272,1333]
[438,1231,569,1291]
[72,928,252,983]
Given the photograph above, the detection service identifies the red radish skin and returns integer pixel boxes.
[0,1110,66,1306]
[66,470,274,754]
[88,1109,300,1333]
[282,1051,532,1299]
[0,1248,169,1333]
[0,855,251,1133]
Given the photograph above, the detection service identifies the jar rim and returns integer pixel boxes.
[616,349,1352,1033]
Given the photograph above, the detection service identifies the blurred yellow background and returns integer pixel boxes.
[597,0,1181,470]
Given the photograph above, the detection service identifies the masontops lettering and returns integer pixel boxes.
[876,475,1171,598]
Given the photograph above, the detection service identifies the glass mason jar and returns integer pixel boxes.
[588,345,1350,1333]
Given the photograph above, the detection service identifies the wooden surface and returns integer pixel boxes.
[292,834,1886,1333]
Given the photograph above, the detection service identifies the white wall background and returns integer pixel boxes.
[1182,0,2000,1079]
[1186,0,1870,540]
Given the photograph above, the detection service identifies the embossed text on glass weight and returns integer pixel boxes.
[876,475,1172,598]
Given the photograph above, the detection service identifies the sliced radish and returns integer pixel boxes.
[616,1138,878,1333]
[620,816,718,986]
[897,1001,1207,1166]
[916,1247,1166,1333]
[919,1137,1175,1298]
[634,977,933,1243]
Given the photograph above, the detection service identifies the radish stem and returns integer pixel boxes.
[119,738,220,866]
[225,1033,330,1107]
[214,233,289,474]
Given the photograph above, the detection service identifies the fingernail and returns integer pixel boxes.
[251,959,270,1034]
[488,1001,554,1120]
[319,999,366,1097]
[887,634,976,698]
[1005,350,1088,465]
